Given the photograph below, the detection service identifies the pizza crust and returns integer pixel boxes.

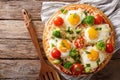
[43,4,115,76]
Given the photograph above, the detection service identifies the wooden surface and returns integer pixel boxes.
[0,0,120,80]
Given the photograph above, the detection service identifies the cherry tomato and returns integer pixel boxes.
[74,36,84,48]
[94,14,104,24]
[51,48,61,59]
[106,43,114,53]
[53,16,64,26]
[71,63,83,75]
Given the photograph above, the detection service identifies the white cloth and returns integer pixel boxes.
[41,0,120,79]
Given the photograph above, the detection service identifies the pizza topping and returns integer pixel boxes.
[51,48,61,59]
[94,14,104,24]
[53,59,61,64]
[96,41,106,51]
[87,49,99,61]
[53,16,64,26]
[69,48,79,60]
[88,27,98,40]
[64,61,72,69]
[83,16,94,25]
[66,27,74,34]
[71,63,83,75]
[59,39,71,52]
[106,43,113,53]
[95,27,102,31]
[68,13,80,26]
[52,29,61,38]
[74,36,84,48]
[61,8,68,14]
[75,29,81,34]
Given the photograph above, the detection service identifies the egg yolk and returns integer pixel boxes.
[88,27,98,40]
[87,49,99,61]
[68,13,80,26]
[59,40,71,52]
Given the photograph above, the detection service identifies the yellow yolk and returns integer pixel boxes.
[87,49,99,61]
[88,27,98,40]
[59,40,71,52]
[68,13,80,26]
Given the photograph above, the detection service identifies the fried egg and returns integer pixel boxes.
[57,39,72,58]
[64,8,85,28]
[84,24,110,43]
[81,46,106,72]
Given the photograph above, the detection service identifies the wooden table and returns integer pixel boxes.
[0,0,120,80]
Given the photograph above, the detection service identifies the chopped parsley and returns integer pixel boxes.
[95,27,102,30]
[66,27,74,34]
[85,51,91,54]
[96,58,100,66]
[76,29,81,34]
[83,16,94,25]
[64,61,72,69]
[61,8,68,14]
[86,64,91,67]
[52,30,61,38]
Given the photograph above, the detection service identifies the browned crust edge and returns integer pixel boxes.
[43,4,116,76]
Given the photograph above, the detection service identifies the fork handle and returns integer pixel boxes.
[22,9,45,63]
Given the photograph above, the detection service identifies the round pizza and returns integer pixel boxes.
[43,4,115,76]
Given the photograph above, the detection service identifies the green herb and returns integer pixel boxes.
[96,58,100,66]
[66,27,73,34]
[72,36,75,40]
[96,41,106,51]
[52,30,61,38]
[51,44,55,47]
[85,51,91,54]
[85,67,91,73]
[64,61,72,69]
[69,48,79,60]
[86,64,91,67]
[61,41,66,47]
[53,59,61,64]
[61,8,68,14]
[76,29,81,34]
[96,27,102,30]
[75,67,80,71]
[51,36,55,39]
[83,16,94,25]
[84,11,88,16]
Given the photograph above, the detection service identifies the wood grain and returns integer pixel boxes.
[0,20,44,39]
[0,60,40,79]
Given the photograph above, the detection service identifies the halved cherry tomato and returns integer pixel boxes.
[71,63,83,75]
[94,14,104,24]
[106,43,114,53]
[74,36,84,48]
[51,48,61,59]
[53,16,64,26]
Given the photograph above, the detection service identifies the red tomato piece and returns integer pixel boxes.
[71,63,83,75]
[74,36,84,48]
[94,14,104,24]
[106,43,114,53]
[53,16,64,26]
[51,48,61,59]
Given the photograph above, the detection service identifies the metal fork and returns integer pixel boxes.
[22,9,60,80]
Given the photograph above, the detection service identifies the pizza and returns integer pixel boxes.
[43,4,115,76]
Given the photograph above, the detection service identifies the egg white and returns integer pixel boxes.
[81,46,107,71]
[84,24,110,43]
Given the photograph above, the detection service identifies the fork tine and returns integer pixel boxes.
[47,72,53,80]
[44,73,49,80]
[52,71,60,80]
